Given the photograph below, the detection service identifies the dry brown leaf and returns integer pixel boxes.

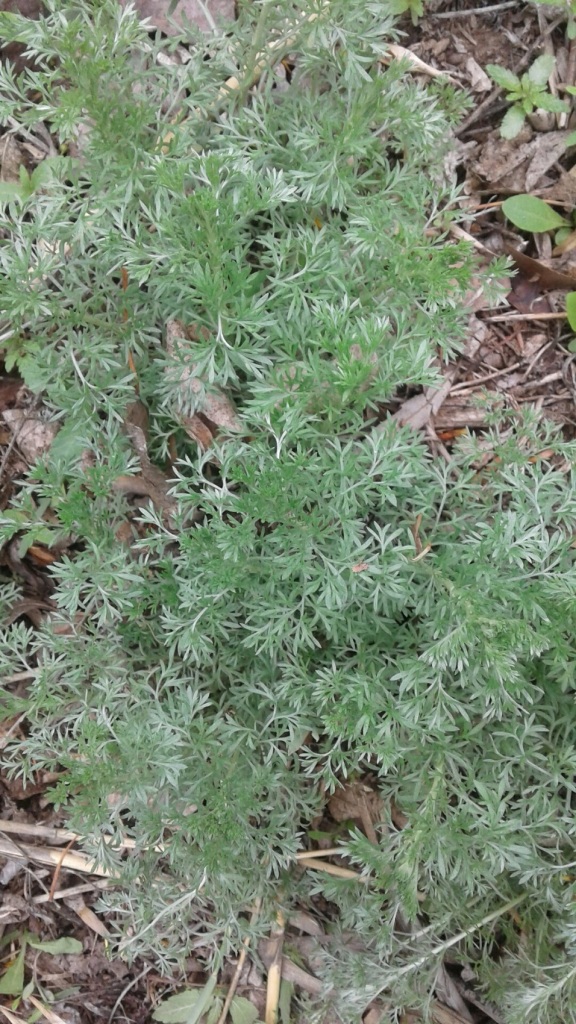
[363,1009,385,1024]
[258,941,323,996]
[288,911,324,937]
[165,319,242,447]
[118,398,178,517]
[540,169,576,206]
[470,130,569,193]
[382,44,457,82]
[2,408,58,462]
[505,245,576,289]
[430,1001,475,1024]
[125,0,234,36]
[465,58,491,93]
[66,897,111,939]
[0,134,25,182]
[26,996,69,1024]
[435,965,474,1023]
[328,780,383,827]
[390,368,456,431]
[0,894,29,925]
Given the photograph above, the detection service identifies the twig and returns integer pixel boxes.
[431,1,519,17]
[265,910,286,1024]
[48,835,77,900]
[297,858,366,881]
[390,896,527,980]
[0,819,161,852]
[0,820,79,843]
[216,899,262,1024]
[484,312,567,322]
[450,360,523,392]
[0,834,118,877]
[295,847,342,860]
[0,1007,26,1024]
[67,896,111,939]
[1,671,36,684]
[219,3,329,98]
[33,880,108,904]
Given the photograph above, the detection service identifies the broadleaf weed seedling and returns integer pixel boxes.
[486,54,569,138]
[0,2,576,1020]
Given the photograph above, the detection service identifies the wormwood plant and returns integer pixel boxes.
[0,1,576,1020]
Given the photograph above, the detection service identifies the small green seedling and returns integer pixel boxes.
[502,194,576,344]
[486,54,569,139]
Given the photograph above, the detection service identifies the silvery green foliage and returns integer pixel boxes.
[0,2,575,1020]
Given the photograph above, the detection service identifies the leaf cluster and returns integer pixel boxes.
[487,54,568,138]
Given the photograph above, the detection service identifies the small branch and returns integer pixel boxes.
[216,899,262,1024]
[265,909,286,1024]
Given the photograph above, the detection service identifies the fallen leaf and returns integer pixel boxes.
[25,996,69,1024]
[0,895,29,925]
[2,408,58,462]
[390,368,456,431]
[382,44,457,82]
[0,134,26,183]
[465,58,491,93]
[119,399,178,517]
[435,965,473,1023]
[506,274,551,315]
[470,130,569,193]
[328,780,383,826]
[0,375,23,410]
[431,1002,475,1024]
[165,319,242,447]
[505,245,576,289]
[27,543,57,566]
